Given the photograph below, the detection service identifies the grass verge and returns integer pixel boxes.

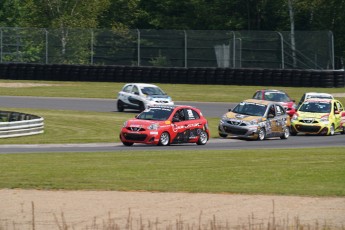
[0,148,344,196]
[0,79,344,104]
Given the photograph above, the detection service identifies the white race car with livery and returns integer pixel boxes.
[117,83,174,112]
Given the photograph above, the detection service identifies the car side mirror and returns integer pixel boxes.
[228,108,232,112]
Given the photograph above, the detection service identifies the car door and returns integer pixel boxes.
[267,104,284,134]
[118,84,133,105]
[127,85,142,108]
[170,109,190,143]
[333,101,343,130]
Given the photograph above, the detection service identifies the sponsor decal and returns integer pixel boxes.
[172,123,200,132]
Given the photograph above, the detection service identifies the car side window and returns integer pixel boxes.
[336,102,343,111]
[253,92,261,100]
[132,86,139,95]
[276,105,285,116]
[186,109,200,120]
[268,105,276,117]
[123,85,132,93]
[173,109,186,122]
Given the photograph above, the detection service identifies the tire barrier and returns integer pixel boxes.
[0,63,344,88]
[0,111,44,138]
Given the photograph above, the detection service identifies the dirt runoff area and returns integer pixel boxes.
[1,189,345,230]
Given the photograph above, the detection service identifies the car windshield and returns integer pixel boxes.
[299,101,331,113]
[232,102,267,117]
[264,92,290,102]
[306,95,333,100]
[136,107,173,120]
[141,86,165,95]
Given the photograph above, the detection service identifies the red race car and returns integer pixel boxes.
[119,105,210,146]
[252,89,297,117]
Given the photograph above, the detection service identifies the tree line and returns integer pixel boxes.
[1,0,344,68]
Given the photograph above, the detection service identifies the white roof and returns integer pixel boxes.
[305,92,334,99]
[126,83,160,88]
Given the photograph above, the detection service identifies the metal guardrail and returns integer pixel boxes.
[0,111,44,138]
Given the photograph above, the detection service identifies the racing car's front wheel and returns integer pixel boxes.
[197,130,208,145]
[117,100,124,112]
[257,128,266,141]
[158,132,170,146]
[122,141,134,146]
[280,127,290,139]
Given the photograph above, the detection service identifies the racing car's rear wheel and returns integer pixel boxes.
[341,126,345,134]
[197,130,208,145]
[257,128,266,141]
[280,127,290,139]
[329,124,335,136]
[158,132,170,146]
[117,100,124,112]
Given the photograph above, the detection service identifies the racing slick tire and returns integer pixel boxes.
[197,130,208,145]
[257,128,266,141]
[139,102,146,112]
[280,127,290,139]
[117,100,124,112]
[219,133,228,138]
[341,126,345,134]
[120,134,134,146]
[158,132,170,146]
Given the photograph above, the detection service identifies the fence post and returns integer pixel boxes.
[44,29,49,64]
[184,30,187,68]
[277,32,284,69]
[137,29,141,66]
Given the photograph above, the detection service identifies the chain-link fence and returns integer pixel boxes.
[0,28,335,69]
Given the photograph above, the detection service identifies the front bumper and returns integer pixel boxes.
[291,122,330,135]
[218,123,259,139]
[120,129,161,144]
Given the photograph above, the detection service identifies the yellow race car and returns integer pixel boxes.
[291,98,345,136]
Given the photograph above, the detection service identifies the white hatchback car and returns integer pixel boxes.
[117,83,174,112]
[298,92,334,107]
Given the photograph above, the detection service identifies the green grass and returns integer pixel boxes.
[0,148,344,196]
[1,80,345,197]
[0,79,344,104]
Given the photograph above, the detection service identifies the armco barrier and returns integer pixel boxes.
[0,63,344,87]
[0,111,44,138]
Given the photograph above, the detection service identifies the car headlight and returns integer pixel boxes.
[147,96,154,101]
[249,120,258,125]
[320,115,329,123]
[123,121,128,127]
[148,123,159,130]
[291,113,298,122]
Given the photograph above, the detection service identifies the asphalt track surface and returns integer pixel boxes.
[1,96,345,153]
